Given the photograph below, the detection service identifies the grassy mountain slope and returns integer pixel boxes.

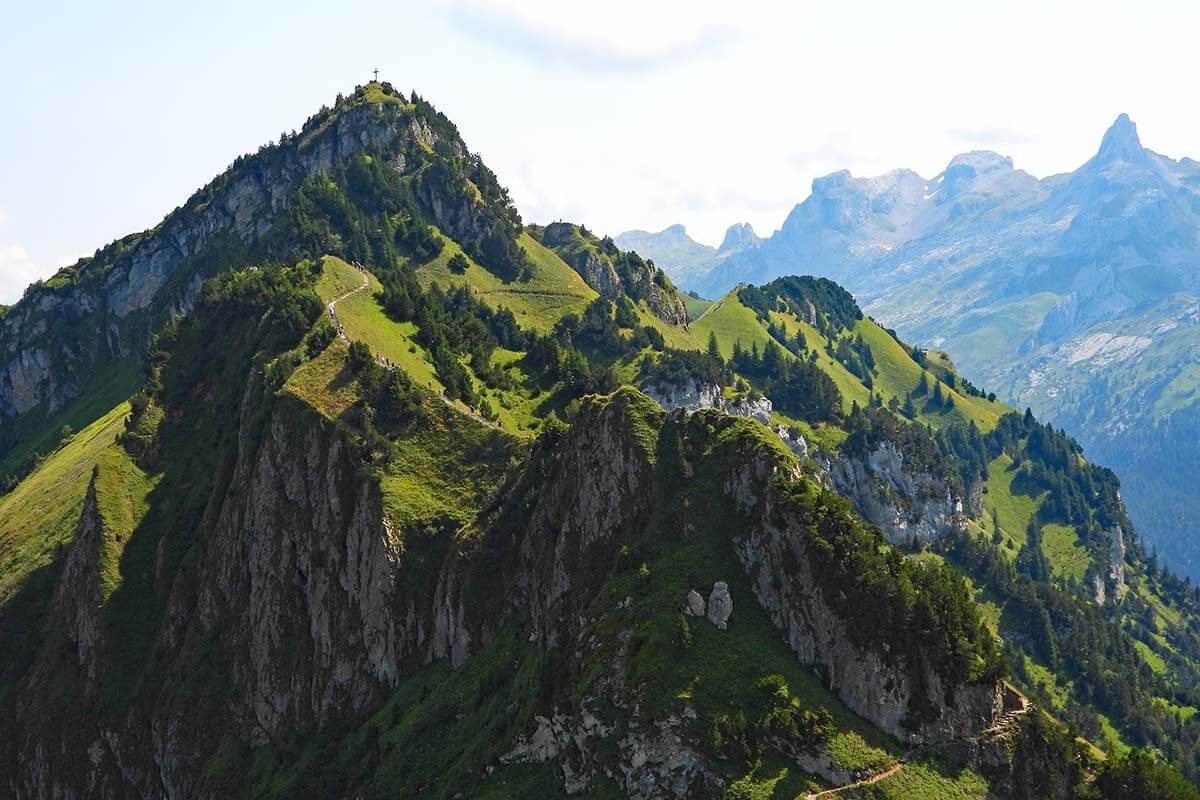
[691,285,1005,431]
[411,231,597,331]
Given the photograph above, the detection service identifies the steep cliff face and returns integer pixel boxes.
[724,443,996,744]
[642,377,723,414]
[644,383,958,544]
[190,397,407,743]
[13,384,413,797]
[642,378,774,426]
[828,441,962,543]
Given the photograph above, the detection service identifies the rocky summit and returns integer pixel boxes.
[2,83,1200,800]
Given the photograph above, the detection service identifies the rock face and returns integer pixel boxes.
[776,424,809,458]
[14,382,415,798]
[726,448,1001,744]
[684,589,706,617]
[718,222,762,254]
[726,394,772,424]
[641,378,723,415]
[642,379,776,428]
[1093,526,1128,606]
[705,581,732,629]
[829,441,961,543]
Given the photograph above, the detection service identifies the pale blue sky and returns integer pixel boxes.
[3,0,1199,302]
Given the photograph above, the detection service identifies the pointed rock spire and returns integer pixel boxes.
[1095,113,1145,164]
[718,222,760,253]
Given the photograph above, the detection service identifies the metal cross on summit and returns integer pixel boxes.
[373,68,379,82]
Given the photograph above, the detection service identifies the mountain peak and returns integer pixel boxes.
[944,150,1013,175]
[718,222,760,253]
[1095,113,1145,163]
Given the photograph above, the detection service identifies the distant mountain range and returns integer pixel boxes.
[620,114,1200,578]
[614,221,760,287]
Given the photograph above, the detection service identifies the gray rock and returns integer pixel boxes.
[726,393,773,424]
[726,447,1005,743]
[642,379,722,415]
[684,590,705,617]
[706,581,732,629]
[828,441,960,543]
[775,425,809,458]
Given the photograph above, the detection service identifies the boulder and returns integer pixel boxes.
[706,581,732,629]
[684,589,706,617]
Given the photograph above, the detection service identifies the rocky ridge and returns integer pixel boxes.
[0,99,423,424]
[10,374,1008,798]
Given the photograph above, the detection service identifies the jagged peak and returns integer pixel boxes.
[811,167,925,197]
[718,222,760,252]
[1093,113,1145,165]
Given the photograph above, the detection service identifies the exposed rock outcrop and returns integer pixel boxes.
[727,449,1002,744]
[644,378,957,546]
[643,378,777,429]
[642,379,722,415]
[726,394,772,424]
[706,581,732,629]
[1107,524,1127,601]
[16,385,418,796]
[828,441,961,543]
[776,424,809,458]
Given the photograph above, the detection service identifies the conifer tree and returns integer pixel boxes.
[707,331,723,363]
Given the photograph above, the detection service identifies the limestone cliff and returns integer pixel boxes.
[828,441,962,543]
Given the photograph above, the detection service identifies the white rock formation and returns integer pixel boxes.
[776,425,809,458]
[641,379,722,415]
[706,581,732,629]
[726,394,773,424]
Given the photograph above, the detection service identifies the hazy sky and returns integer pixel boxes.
[2,0,1198,303]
